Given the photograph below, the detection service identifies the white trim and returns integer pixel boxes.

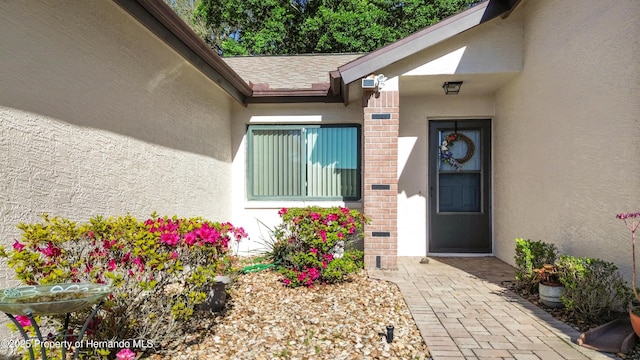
[249,115,323,123]
[244,201,363,210]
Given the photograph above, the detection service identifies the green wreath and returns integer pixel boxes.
[439,133,475,169]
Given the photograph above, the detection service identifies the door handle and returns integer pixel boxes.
[430,186,434,198]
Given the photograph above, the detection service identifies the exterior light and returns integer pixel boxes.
[443,81,463,95]
[362,74,387,91]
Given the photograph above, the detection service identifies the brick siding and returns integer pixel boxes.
[362,89,399,270]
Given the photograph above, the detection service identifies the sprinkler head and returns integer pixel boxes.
[385,325,394,343]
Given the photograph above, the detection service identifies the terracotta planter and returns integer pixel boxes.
[539,282,564,308]
[629,306,640,337]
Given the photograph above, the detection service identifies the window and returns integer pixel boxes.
[247,125,361,200]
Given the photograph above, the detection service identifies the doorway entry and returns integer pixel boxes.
[428,119,491,253]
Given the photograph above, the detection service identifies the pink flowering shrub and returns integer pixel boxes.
[116,348,136,360]
[0,213,247,359]
[272,207,367,287]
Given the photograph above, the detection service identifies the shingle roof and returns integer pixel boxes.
[223,54,362,90]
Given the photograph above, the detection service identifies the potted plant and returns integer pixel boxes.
[617,212,640,336]
[534,264,564,308]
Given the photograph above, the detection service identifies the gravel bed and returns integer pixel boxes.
[149,270,430,359]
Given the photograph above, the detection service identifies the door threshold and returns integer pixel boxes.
[427,253,494,257]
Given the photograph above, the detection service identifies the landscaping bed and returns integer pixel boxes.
[149,269,430,360]
[506,282,640,359]
[3,207,418,359]
[505,282,626,334]
[508,236,640,360]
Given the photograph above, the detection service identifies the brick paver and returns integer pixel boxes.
[370,257,616,360]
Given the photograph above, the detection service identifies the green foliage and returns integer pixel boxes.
[191,0,482,55]
[299,1,397,53]
[556,255,631,321]
[323,250,364,282]
[0,214,247,359]
[271,206,367,287]
[253,218,292,265]
[514,238,558,292]
[163,0,218,47]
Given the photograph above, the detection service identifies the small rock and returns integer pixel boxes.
[146,267,430,359]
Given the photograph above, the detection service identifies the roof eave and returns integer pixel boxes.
[338,0,515,85]
[112,0,252,104]
[243,72,347,104]
[245,88,344,104]
[113,0,516,105]
[501,0,525,19]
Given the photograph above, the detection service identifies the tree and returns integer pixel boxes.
[188,0,299,55]
[178,0,482,56]
[298,0,398,53]
[164,0,218,49]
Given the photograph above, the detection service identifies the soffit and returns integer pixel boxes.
[400,72,519,96]
[223,54,362,90]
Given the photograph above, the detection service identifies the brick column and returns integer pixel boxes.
[362,87,399,270]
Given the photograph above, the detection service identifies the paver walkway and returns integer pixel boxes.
[370,256,616,360]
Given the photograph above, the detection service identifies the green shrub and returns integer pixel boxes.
[322,250,364,282]
[514,238,558,292]
[557,255,631,321]
[0,213,247,359]
[271,206,368,287]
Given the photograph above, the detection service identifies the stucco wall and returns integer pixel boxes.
[395,12,523,77]
[398,95,495,256]
[230,101,364,254]
[0,0,234,289]
[493,0,640,280]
